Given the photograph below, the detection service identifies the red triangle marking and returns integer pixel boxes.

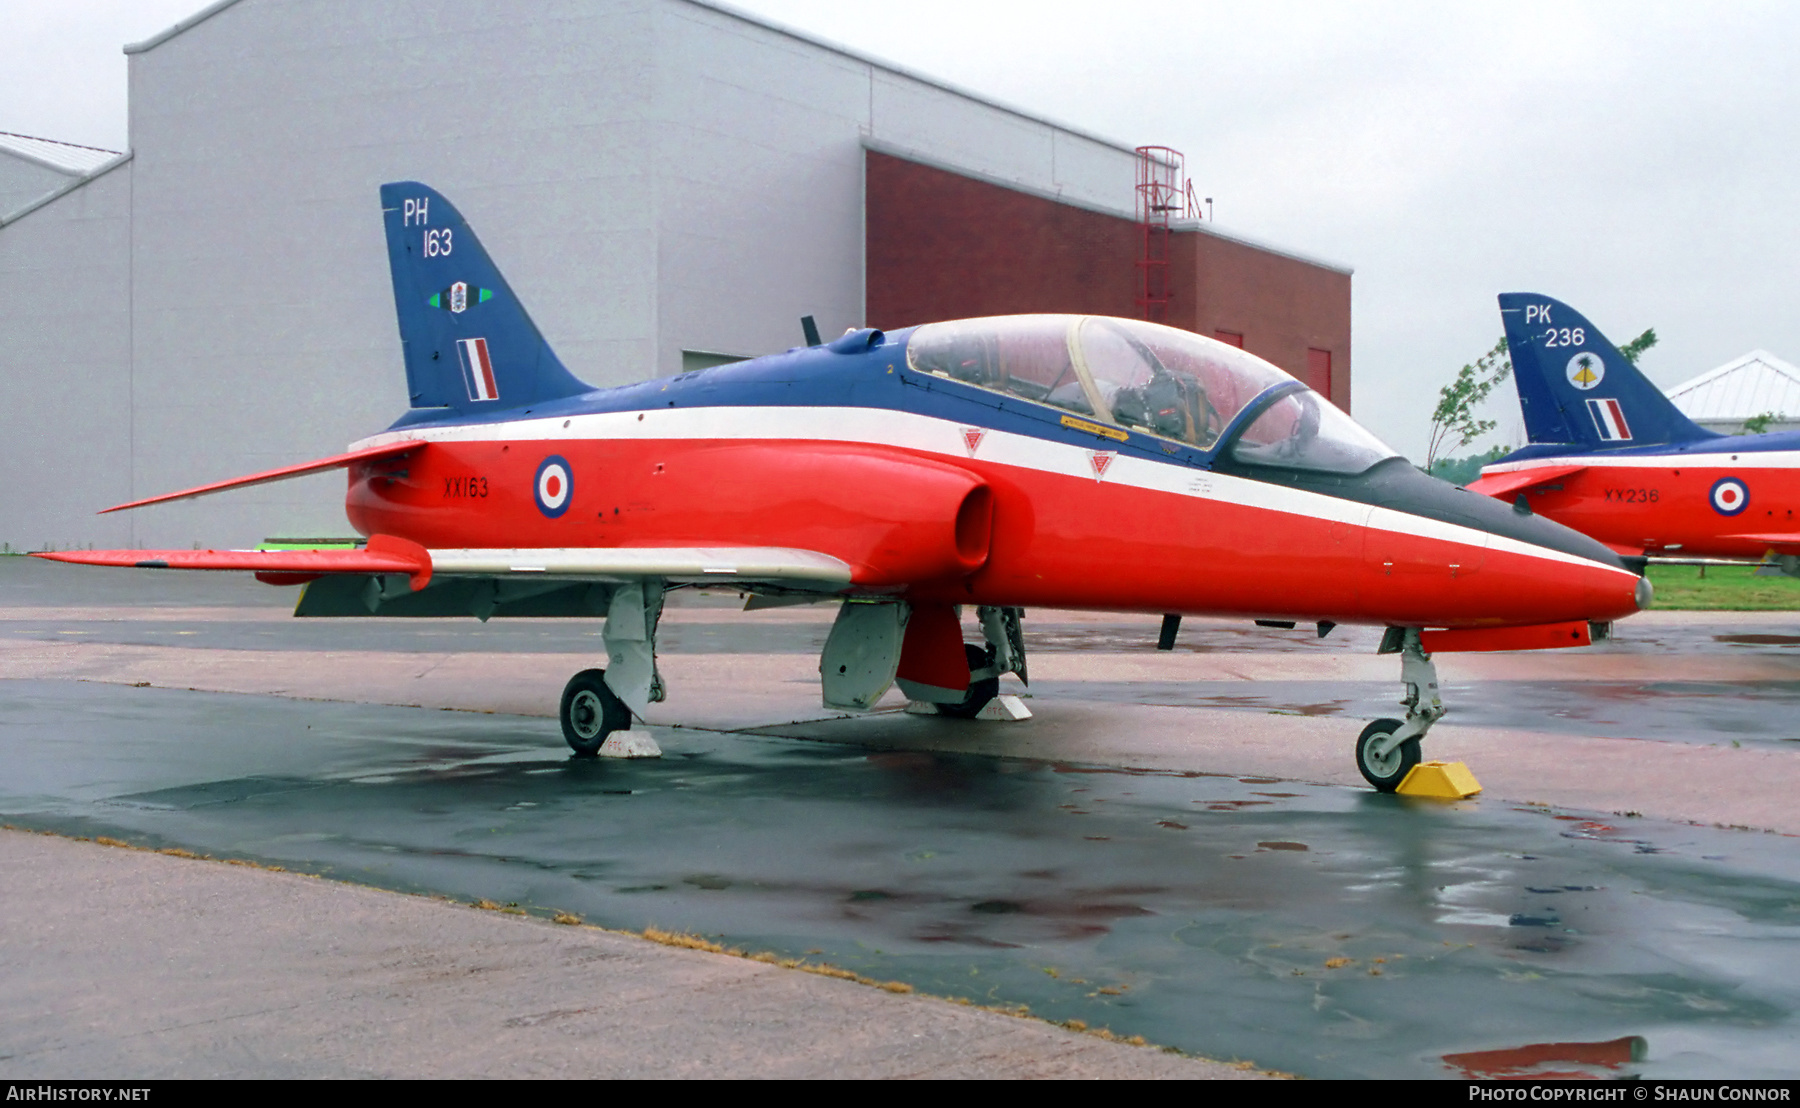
[1089,451,1115,480]
[962,427,987,457]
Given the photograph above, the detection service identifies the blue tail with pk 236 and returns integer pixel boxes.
[1498,292,1716,452]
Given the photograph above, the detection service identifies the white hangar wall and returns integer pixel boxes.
[0,0,1146,550]
[0,152,72,221]
[0,162,136,553]
[650,2,1139,372]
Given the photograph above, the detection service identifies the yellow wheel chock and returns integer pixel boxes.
[1395,760,1482,799]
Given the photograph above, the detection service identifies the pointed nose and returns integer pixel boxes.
[1361,462,1647,627]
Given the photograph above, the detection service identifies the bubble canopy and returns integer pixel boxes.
[904,315,1398,475]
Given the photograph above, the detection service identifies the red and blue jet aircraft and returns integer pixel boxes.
[1470,293,1800,569]
[38,185,1650,791]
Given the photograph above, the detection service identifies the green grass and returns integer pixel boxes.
[1645,563,1800,610]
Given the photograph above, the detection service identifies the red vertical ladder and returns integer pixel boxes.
[1134,146,1189,323]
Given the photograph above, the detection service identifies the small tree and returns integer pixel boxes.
[1427,337,1512,472]
[1618,328,1658,365]
[1428,444,1512,485]
[1743,411,1783,435]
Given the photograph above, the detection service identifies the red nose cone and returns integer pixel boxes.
[1475,546,1646,628]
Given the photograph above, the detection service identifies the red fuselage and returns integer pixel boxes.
[1475,448,1800,559]
[345,402,1644,630]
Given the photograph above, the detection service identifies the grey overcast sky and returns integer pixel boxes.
[5,0,1798,460]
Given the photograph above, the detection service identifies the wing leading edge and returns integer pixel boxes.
[97,440,426,515]
[1464,464,1587,499]
[34,534,436,590]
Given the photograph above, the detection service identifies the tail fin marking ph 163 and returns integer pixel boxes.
[1498,292,1715,451]
[380,182,591,415]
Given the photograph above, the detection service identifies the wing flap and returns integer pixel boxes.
[1464,464,1587,499]
[99,439,425,514]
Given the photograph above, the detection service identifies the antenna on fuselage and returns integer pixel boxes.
[801,316,822,347]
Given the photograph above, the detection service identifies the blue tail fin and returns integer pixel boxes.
[380,182,591,415]
[1498,292,1715,450]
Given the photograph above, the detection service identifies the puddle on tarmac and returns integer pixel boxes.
[2,679,1798,1079]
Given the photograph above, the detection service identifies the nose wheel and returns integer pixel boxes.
[1359,629,1443,792]
[1356,718,1421,791]
[561,668,632,757]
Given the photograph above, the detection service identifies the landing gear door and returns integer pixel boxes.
[820,601,911,710]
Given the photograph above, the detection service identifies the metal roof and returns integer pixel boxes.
[0,131,123,176]
[1667,350,1800,421]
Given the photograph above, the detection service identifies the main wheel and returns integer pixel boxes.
[936,644,1001,719]
[1356,718,1421,792]
[561,668,631,757]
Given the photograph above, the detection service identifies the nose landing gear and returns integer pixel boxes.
[1359,628,1443,791]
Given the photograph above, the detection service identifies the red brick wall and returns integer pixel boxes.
[1176,231,1353,412]
[865,150,1353,412]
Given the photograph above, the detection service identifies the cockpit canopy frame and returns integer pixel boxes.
[904,314,1397,476]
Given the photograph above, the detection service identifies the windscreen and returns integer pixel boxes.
[907,315,1292,449]
[1229,389,1400,474]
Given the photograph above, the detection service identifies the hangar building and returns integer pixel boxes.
[1666,350,1800,436]
[0,0,1351,551]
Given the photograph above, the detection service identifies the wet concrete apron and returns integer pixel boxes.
[2,679,1796,1079]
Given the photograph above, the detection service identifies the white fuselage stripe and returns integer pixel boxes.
[352,408,1631,578]
[1483,451,1800,473]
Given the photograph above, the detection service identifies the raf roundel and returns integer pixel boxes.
[534,455,574,518]
[1566,351,1605,391]
[1709,477,1749,517]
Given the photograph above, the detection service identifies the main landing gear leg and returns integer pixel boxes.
[560,580,666,757]
[935,606,1028,720]
[1356,628,1443,792]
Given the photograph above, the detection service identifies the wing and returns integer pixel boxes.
[1721,533,1800,551]
[295,546,852,618]
[34,534,435,589]
[98,440,425,514]
[1464,464,1587,499]
[35,538,851,616]
[424,546,850,585]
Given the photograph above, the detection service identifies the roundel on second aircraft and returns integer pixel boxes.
[1710,476,1749,516]
[1566,352,1605,391]
[535,455,573,518]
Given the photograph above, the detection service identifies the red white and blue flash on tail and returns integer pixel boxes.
[1586,397,1632,442]
[456,337,499,402]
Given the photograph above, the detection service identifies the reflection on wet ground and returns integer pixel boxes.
[1442,1035,1647,1080]
[2,679,1796,1079]
[1034,680,1800,748]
